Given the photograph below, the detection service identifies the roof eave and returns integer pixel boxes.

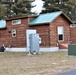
[62,12,73,24]
[49,12,73,24]
[0,27,6,29]
[6,15,38,21]
[29,22,50,26]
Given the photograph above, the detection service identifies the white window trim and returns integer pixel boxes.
[57,26,64,42]
[70,24,76,28]
[12,19,21,25]
[12,29,16,37]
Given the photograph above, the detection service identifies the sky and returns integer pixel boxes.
[31,0,44,14]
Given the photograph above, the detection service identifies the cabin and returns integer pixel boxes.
[28,11,72,50]
[0,11,73,52]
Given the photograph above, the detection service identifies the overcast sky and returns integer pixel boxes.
[31,0,44,14]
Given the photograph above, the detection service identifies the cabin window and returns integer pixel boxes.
[57,26,64,41]
[70,24,76,28]
[12,19,21,25]
[12,29,16,37]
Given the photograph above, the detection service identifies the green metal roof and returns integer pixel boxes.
[29,11,63,25]
[0,20,6,28]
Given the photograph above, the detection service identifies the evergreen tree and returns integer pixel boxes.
[1,0,35,18]
[41,0,76,21]
[0,4,7,19]
[41,0,69,13]
[41,0,60,13]
[68,0,76,21]
[12,0,33,17]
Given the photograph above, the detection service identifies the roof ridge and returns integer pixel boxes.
[39,11,62,16]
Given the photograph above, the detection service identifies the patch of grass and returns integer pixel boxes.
[0,51,76,75]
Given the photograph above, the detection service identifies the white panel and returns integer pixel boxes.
[58,26,63,34]
[40,47,59,52]
[5,47,59,52]
[5,48,27,52]
[26,30,36,51]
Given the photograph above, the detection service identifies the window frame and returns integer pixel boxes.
[12,29,16,37]
[57,26,64,42]
[12,19,21,25]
